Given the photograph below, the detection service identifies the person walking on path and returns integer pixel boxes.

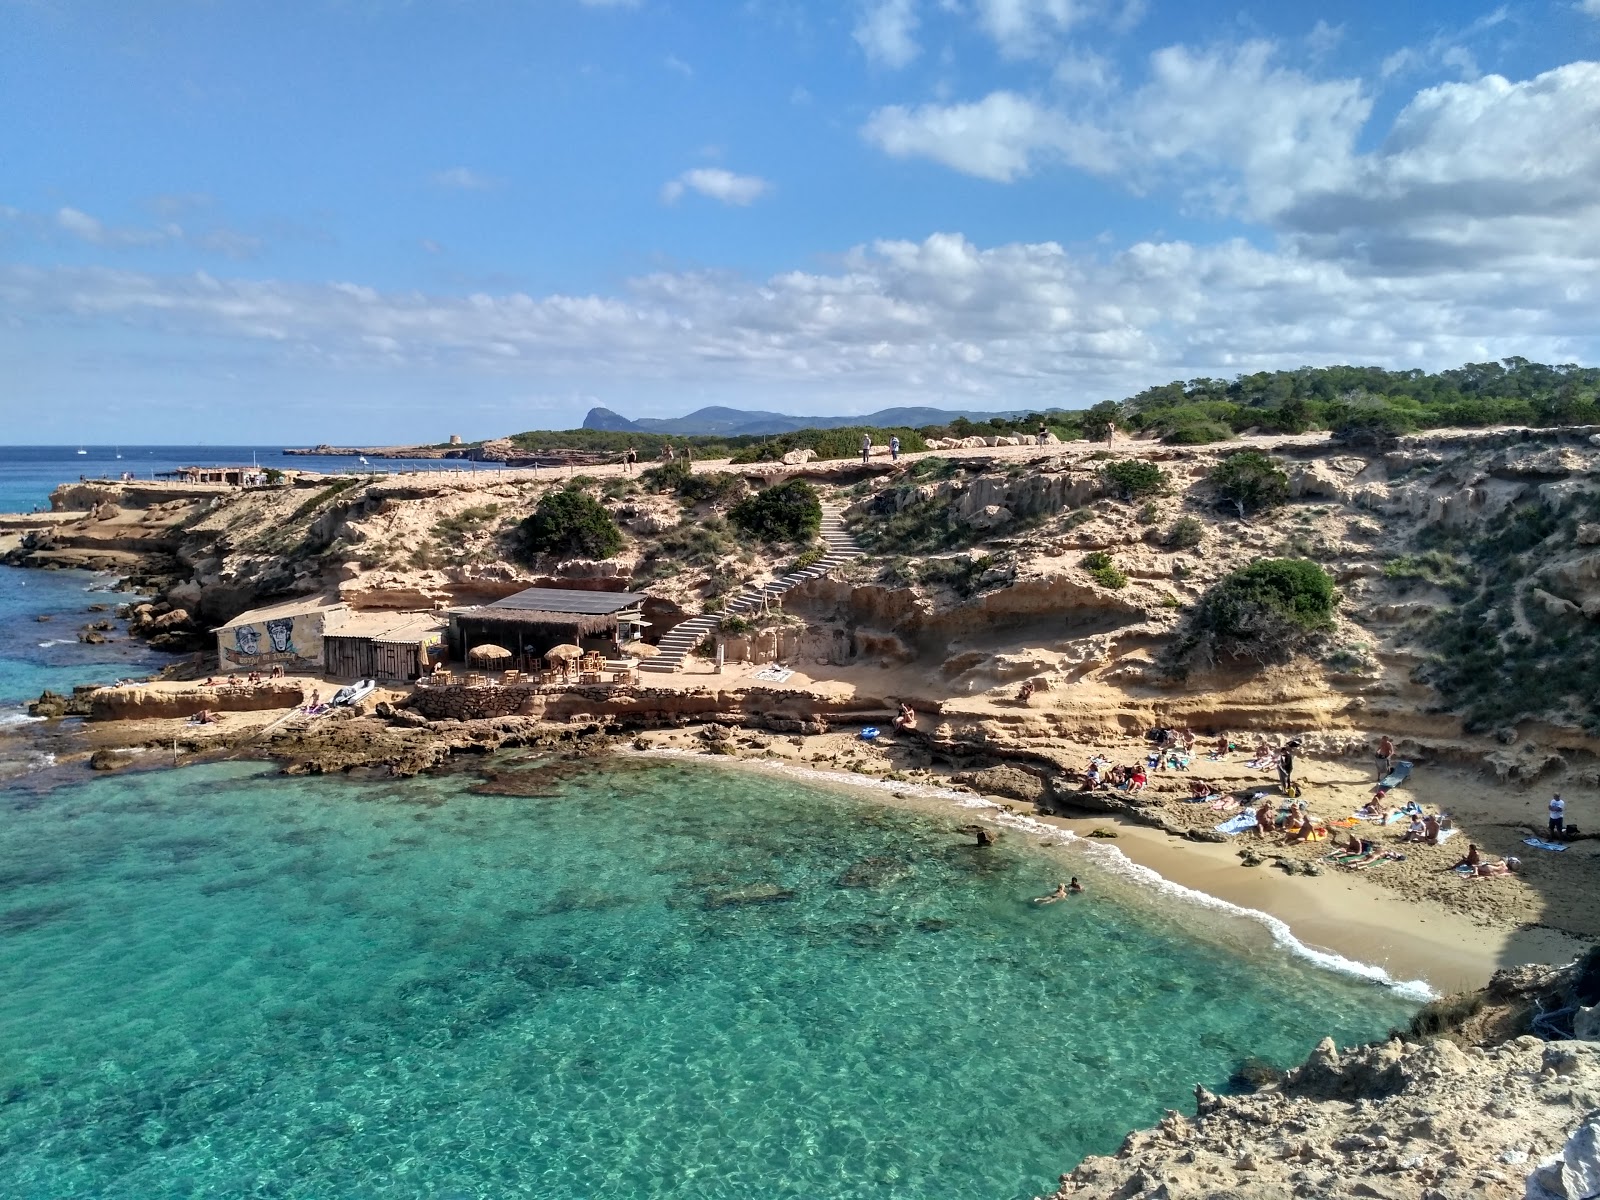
[860,432,872,463]
[662,442,675,464]
[1550,793,1567,837]
[684,442,694,464]
[1376,735,1395,779]
[1036,423,1049,445]
[889,435,900,461]
[624,445,637,474]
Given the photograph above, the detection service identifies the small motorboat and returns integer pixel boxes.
[331,679,377,707]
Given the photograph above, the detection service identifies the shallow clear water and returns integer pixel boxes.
[0,756,1414,1199]
[0,566,167,709]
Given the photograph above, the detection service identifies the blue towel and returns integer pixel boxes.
[1523,837,1568,852]
[1215,812,1258,835]
[859,728,879,740]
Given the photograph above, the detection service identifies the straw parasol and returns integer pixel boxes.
[629,642,660,658]
[545,643,583,662]
[468,643,512,665]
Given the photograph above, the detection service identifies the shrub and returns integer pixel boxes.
[787,545,827,573]
[263,468,286,485]
[1182,558,1338,664]
[1162,419,1234,445]
[1082,551,1128,589]
[1137,501,1160,525]
[729,480,821,544]
[642,460,747,506]
[1166,516,1205,549]
[1382,551,1472,592]
[1099,459,1167,501]
[720,615,754,635]
[514,487,624,560]
[289,477,362,523]
[1330,406,1418,445]
[1209,450,1289,518]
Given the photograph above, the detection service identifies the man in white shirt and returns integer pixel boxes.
[1549,793,1566,836]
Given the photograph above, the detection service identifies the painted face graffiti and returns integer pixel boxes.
[266,617,295,655]
[233,625,261,657]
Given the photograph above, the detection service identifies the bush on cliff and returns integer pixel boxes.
[1209,450,1289,518]
[1081,550,1128,589]
[1098,459,1167,501]
[1177,558,1337,665]
[729,480,821,544]
[514,487,624,561]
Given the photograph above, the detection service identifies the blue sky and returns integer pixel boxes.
[3,0,1599,443]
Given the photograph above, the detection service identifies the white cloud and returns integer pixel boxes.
[975,0,1095,57]
[54,206,186,249]
[660,167,772,205]
[1051,47,1115,90]
[1581,0,1600,15]
[854,0,921,68]
[430,167,496,190]
[863,91,1094,182]
[664,53,693,77]
[866,42,1368,205]
[56,207,106,242]
[6,225,1592,412]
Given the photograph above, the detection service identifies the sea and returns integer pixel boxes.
[0,446,1421,1198]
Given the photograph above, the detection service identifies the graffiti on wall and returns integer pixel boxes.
[221,611,326,669]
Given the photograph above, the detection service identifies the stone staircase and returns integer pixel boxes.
[639,504,862,674]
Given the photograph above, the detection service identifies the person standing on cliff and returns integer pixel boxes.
[684,442,694,464]
[889,435,900,461]
[1550,793,1567,837]
[624,445,637,474]
[1376,734,1395,779]
[860,432,872,463]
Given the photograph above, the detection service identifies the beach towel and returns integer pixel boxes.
[1436,827,1459,844]
[752,665,794,683]
[859,728,880,741]
[1215,812,1258,835]
[1523,837,1569,852]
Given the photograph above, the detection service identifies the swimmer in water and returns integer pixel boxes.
[1033,883,1068,904]
[1068,877,1084,894]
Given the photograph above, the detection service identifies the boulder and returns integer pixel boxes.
[969,504,1013,531]
[1527,1109,1600,1200]
[781,448,818,465]
[951,765,1048,806]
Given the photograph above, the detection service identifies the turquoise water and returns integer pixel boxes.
[0,756,1414,1198]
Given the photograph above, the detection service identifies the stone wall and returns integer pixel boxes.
[87,684,306,721]
[412,685,536,721]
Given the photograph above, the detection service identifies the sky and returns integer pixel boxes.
[2,0,1599,444]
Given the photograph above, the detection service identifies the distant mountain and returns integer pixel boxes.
[582,404,1070,437]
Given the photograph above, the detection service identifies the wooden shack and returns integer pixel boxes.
[322,611,446,682]
[448,587,646,668]
[214,597,348,672]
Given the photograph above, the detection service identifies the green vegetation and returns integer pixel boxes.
[1180,558,1338,665]
[727,426,929,464]
[1415,498,1600,731]
[1382,551,1473,591]
[1209,450,1290,518]
[432,503,502,541]
[916,553,1002,598]
[850,490,974,554]
[719,615,755,635]
[505,428,746,459]
[642,459,749,506]
[1081,551,1128,590]
[786,544,827,573]
[513,487,624,561]
[263,468,286,485]
[1166,516,1205,549]
[906,455,958,480]
[729,480,822,544]
[288,477,363,524]
[1122,359,1600,441]
[632,518,736,585]
[1099,459,1167,501]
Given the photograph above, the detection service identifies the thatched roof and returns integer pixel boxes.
[455,608,620,636]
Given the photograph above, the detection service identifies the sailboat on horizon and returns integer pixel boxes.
[76,445,86,455]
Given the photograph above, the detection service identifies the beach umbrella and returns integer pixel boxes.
[629,643,660,658]
[468,643,512,664]
[545,644,583,661]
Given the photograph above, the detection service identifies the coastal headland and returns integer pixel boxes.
[6,424,1600,1197]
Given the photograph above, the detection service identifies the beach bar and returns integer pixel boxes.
[447,586,647,669]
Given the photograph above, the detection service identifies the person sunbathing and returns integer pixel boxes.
[1472,856,1520,877]
[1357,798,1389,823]
[1254,800,1274,838]
[1106,765,1128,788]
[1016,680,1036,704]
[1401,816,1429,842]
[1188,778,1214,799]
[1282,816,1322,845]
[893,703,916,732]
[1128,767,1148,791]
